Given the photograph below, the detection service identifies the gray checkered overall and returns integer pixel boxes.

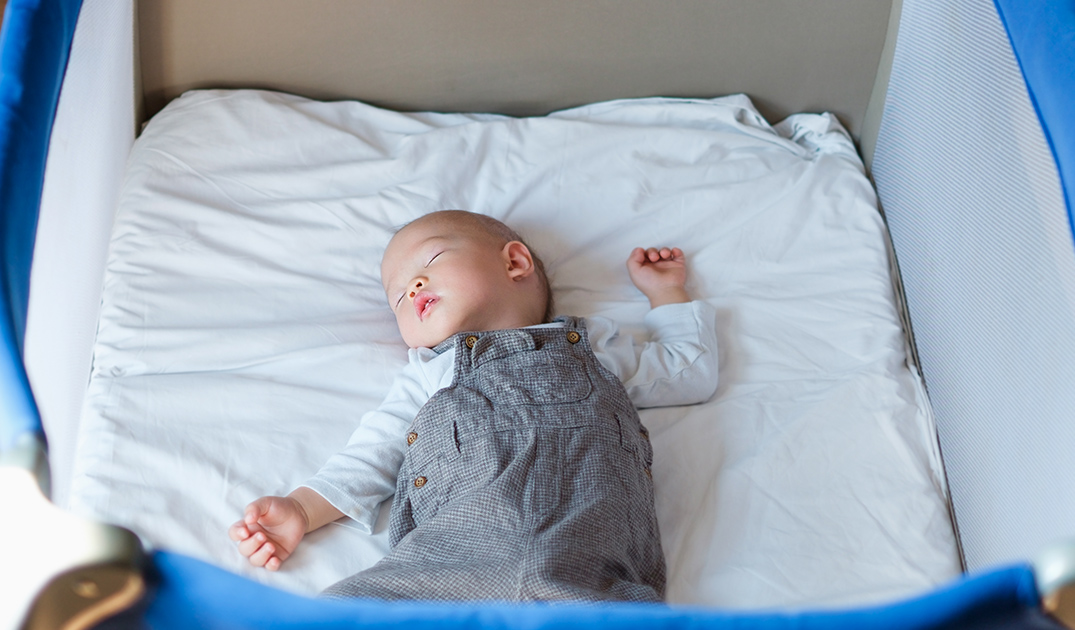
[322,318,665,602]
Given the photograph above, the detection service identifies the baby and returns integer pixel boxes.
[229,210,718,602]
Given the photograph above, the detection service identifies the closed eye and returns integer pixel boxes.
[425,252,442,267]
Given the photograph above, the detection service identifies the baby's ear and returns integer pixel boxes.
[503,241,535,280]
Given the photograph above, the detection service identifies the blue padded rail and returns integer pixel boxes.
[994,0,1075,231]
[143,552,1059,630]
[0,0,83,451]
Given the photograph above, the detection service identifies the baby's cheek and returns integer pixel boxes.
[395,316,415,344]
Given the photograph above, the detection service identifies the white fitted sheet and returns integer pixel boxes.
[69,89,961,608]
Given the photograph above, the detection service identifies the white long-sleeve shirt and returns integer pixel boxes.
[302,300,719,533]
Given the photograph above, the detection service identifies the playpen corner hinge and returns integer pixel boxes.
[1036,541,1075,629]
[0,437,146,630]
[1043,589,1075,630]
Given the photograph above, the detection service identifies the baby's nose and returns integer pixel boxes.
[408,279,425,299]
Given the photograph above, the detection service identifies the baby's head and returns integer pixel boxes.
[381,210,553,348]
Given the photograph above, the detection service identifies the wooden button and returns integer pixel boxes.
[566,331,581,344]
[644,468,652,479]
[406,432,418,445]
[465,335,478,348]
[414,476,427,488]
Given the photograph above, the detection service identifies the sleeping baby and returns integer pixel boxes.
[229,210,718,602]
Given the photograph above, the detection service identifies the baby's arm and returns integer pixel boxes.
[228,351,434,571]
[627,247,690,307]
[583,247,717,408]
[228,487,343,571]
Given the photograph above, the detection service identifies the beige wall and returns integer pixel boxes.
[138,0,893,140]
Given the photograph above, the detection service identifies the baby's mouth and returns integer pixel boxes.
[413,291,438,321]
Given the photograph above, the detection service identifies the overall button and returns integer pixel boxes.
[566,331,581,344]
[406,432,418,445]
[465,335,478,349]
[414,476,428,488]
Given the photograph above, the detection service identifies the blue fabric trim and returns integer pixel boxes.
[0,0,82,450]
[145,552,1055,630]
[993,0,1075,242]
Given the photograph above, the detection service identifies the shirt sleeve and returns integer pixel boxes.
[299,353,432,533]
[586,301,719,409]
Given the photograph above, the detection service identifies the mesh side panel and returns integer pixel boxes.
[872,0,1075,570]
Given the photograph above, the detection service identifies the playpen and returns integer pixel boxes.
[2,0,1074,628]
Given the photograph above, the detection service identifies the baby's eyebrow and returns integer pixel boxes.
[419,235,448,249]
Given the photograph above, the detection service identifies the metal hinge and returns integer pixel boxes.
[1037,540,1075,629]
[0,434,145,630]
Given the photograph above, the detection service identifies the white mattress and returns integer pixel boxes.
[69,89,961,608]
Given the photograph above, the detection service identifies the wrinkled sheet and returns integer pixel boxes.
[70,90,960,608]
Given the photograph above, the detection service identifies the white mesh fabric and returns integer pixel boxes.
[872,0,1075,570]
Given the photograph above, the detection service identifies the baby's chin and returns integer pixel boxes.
[402,329,455,350]
[396,316,452,349]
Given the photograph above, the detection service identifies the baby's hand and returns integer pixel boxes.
[228,496,308,571]
[627,247,690,308]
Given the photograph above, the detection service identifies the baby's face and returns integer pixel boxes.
[381,216,518,348]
